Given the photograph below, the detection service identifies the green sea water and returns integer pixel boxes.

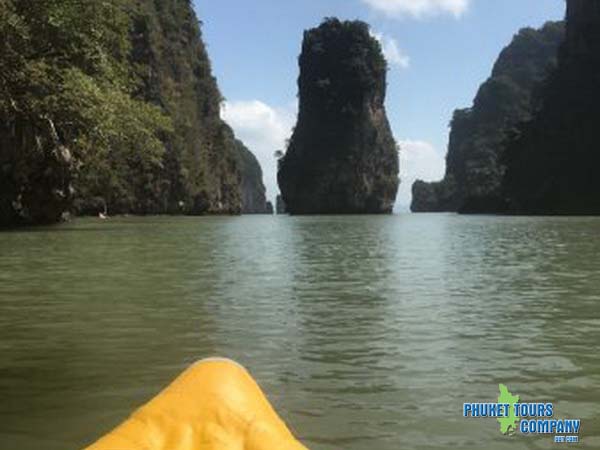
[0,214,598,449]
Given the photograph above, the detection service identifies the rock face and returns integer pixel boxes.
[276,195,286,215]
[0,0,245,227]
[503,0,600,214]
[277,19,399,214]
[411,22,564,213]
[234,139,271,214]
[127,0,241,215]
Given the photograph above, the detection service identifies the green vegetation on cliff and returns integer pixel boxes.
[128,0,241,216]
[411,21,564,213]
[0,0,263,226]
[278,18,399,214]
[0,0,170,225]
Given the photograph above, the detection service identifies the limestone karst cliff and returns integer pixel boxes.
[503,0,600,214]
[277,18,399,214]
[0,0,249,226]
[111,0,242,216]
[1,0,167,225]
[234,139,272,214]
[411,21,564,213]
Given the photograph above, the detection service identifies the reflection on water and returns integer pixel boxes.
[0,215,599,449]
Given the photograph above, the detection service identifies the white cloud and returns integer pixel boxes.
[371,32,410,69]
[362,0,470,19]
[221,100,296,203]
[397,139,446,207]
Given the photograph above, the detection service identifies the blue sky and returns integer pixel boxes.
[193,0,565,207]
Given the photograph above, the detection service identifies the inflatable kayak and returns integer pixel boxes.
[85,358,307,450]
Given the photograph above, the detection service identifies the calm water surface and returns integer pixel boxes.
[0,214,599,449]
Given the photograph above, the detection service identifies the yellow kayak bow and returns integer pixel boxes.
[85,358,307,450]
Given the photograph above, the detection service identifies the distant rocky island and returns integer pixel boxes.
[277,19,399,214]
[235,140,273,215]
[413,0,600,215]
[0,0,270,227]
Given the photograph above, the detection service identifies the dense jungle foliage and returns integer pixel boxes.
[0,0,267,226]
[0,0,172,225]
